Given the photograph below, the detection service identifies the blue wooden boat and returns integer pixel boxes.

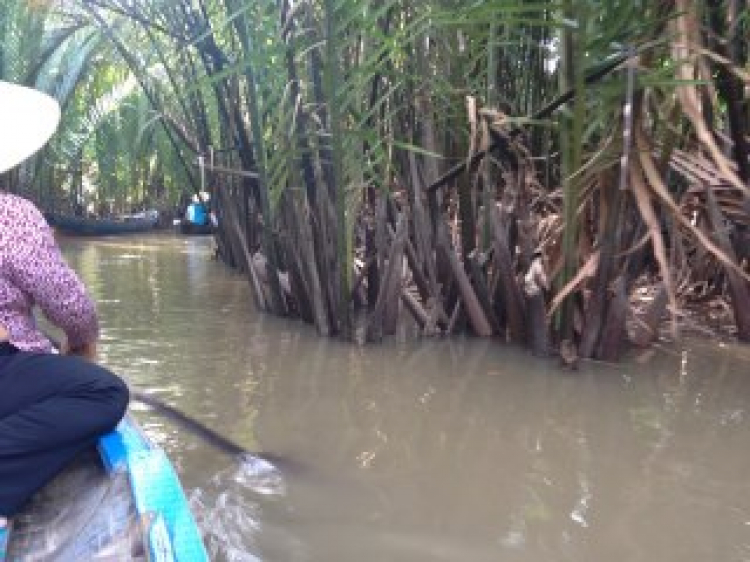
[45,213,159,236]
[4,414,208,561]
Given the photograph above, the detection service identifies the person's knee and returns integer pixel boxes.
[54,356,130,431]
[90,369,130,431]
[107,374,130,421]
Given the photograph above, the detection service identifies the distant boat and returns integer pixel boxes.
[4,415,208,561]
[45,213,159,236]
[176,219,213,236]
[175,201,214,236]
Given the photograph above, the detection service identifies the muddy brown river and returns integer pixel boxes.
[60,233,750,562]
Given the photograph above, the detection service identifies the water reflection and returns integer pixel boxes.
[60,234,750,562]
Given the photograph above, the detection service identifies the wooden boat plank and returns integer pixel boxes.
[99,419,208,561]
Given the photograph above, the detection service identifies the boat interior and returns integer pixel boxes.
[7,448,148,561]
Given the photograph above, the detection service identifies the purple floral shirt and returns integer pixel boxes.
[0,193,99,352]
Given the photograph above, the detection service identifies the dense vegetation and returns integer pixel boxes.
[2,0,749,362]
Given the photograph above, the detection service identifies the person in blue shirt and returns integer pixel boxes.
[185,198,208,226]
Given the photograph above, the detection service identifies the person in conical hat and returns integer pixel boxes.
[0,82,129,552]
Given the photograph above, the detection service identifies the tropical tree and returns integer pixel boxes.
[11,0,750,358]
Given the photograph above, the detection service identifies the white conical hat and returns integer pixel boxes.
[0,81,60,174]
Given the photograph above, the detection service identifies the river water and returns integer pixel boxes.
[60,233,750,562]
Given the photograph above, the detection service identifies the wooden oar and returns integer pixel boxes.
[130,390,251,457]
[130,390,244,456]
[130,389,300,473]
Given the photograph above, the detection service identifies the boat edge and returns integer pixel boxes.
[98,415,209,562]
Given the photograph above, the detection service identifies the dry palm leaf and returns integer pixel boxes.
[549,250,600,317]
[636,128,750,281]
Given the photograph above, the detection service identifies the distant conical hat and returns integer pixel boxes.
[0,81,60,174]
